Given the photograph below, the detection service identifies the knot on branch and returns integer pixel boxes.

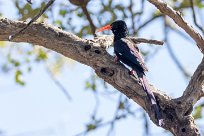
[84,45,91,51]
[94,49,101,54]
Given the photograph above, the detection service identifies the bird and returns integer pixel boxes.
[96,20,164,126]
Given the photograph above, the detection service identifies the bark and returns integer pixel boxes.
[0,17,203,135]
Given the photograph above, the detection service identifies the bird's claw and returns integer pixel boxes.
[114,55,119,62]
[129,69,135,75]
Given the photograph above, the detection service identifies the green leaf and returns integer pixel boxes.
[36,49,48,61]
[86,124,97,131]
[15,70,25,86]
[59,9,67,17]
[92,83,96,91]
[55,20,62,26]
[193,106,202,119]
[119,102,125,110]
[85,81,91,89]
[9,59,20,67]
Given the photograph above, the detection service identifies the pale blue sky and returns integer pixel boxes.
[0,0,203,136]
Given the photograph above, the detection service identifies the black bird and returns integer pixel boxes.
[97,20,163,126]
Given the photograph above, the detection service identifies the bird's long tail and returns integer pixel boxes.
[139,75,164,126]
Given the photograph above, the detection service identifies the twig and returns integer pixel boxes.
[145,46,161,62]
[164,18,191,79]
[166,22,193,43]
[129,0,137,35]
[26,0,32,4]
[166,40,191,79]
[93,35,164,49]
[45,66,72,101]
[137,14,162,32]
[136,0,145,27]
[131,37,164,45]
[9,0,55,41]
[106,95,122,136]
[189,0,204,35]
[143,111,149,136]
[81,6,96,37]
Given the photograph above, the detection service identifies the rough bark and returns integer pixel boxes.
[0,17,203,135]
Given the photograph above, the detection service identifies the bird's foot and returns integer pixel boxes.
[114,55,119,62]
[129,69,135,75]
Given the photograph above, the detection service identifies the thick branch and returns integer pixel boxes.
[182,58,204,106]
[0,18,200,136]
[148,0,204,53]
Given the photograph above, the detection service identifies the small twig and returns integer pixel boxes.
[81,6,96,37]
[9,0,55,41]
[164,18,191,79]
[45,66,72,101]
[143,111,149,136]
[106,95,122,136]
[129,0,137,35]
[93,35,164,49]
[145,46,161,62]
[137,14,162,32]
[166,22,193,43]
[189,0,204,35]
[26,0,32,4]
[136,0,145,31]
[131,37,164,45]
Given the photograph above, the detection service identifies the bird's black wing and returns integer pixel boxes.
[114,38,148,72]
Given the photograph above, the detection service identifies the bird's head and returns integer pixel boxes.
[96,20,128,38]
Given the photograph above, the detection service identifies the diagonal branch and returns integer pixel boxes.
[180,58,204,106]
[148,0,204,53]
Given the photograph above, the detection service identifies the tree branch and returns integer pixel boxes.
[148,0,204,54]
[9,0,55,41]
[0,18,200,136]
[179,58,204,108]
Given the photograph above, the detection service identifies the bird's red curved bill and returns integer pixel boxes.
[96,25,112,32]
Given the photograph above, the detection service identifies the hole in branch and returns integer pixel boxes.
[177,101,181,105]
[100,67,114,77]
[84,45,91,51]
[94,49,101,54]
[181,128,186,132]
[195,128,199,133]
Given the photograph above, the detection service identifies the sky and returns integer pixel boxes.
[0,0,203,136]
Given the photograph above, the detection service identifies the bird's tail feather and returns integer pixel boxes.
[139,75,164,126]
